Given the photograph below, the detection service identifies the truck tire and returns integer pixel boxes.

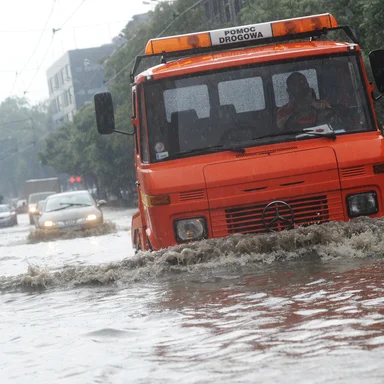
[29,215,34,225]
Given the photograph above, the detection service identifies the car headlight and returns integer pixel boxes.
[86,214,97,221]
[174,217,207,242]
[44,220,55,227]
[29,207,37,213]
[347,191,378,217]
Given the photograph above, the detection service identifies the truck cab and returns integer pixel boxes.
[95,13,384,252]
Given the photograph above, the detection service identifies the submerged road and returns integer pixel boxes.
[1,209,384,383]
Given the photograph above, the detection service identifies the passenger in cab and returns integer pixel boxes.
[277,72,333,131]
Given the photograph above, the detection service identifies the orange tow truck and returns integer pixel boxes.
[95,13,384,252]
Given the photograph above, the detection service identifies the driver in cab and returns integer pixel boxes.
[277,72,333,132]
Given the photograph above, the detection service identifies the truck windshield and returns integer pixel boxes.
[143,54,374,162]
[29,192,56,204]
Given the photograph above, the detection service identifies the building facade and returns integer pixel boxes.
[46,45,115,128]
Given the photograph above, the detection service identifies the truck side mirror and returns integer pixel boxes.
[369,50,384,93]
[94,92,116,134]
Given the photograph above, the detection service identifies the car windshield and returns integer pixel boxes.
[142,54,373,163]
[29,192,56,203]
[0,205,10,213]
[45,193,94,212]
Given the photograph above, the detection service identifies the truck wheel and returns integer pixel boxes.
[133,230,140,254]
[29,215,34,225]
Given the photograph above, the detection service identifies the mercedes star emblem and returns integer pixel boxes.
[261,200,295,232]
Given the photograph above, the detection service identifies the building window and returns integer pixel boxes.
[68,87,73,104]
[51,99,57,114]
[54,74,59,89]
[48,78,53,94]
[56,95,62,111]
[65,65,70,80]
[63,91,69,107]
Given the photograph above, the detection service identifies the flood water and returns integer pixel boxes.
[1,209,384,383]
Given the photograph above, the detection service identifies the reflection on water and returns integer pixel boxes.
[1,214,384,383]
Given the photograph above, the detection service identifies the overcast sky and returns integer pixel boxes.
[0,0,151,105]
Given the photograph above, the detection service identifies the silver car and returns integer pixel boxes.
[37,191,106,231]
[0,205,18,227]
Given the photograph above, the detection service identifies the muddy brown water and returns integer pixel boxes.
[1,210,384,383]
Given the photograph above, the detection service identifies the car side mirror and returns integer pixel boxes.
[369,49,384,94]
[97,199,107,207]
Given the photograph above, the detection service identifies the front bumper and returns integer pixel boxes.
[42,218,103,231]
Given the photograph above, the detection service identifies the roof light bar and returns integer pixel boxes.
[145,13,338,55]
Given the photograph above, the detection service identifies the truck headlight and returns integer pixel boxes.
[174,217,207,242]
[347,191,378,217]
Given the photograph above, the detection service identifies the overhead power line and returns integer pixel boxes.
[9,1,57,97]
[60,0,87,30]
[19,1,57,76]
[23,0,87,96]
[24,36,56,95]
[0,19,128,33]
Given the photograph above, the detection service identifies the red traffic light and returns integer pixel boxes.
[69,176,82,183]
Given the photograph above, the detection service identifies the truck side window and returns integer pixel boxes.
[132,89,136,119]
[139,88,149,163]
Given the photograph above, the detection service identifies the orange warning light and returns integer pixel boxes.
[145,32,212,55]
[143,13,338,56]
[271,14,338,37]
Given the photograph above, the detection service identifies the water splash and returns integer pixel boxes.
[1,217,384,293]
[27,222,117,243]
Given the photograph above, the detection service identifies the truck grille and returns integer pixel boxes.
[211,193,344,236]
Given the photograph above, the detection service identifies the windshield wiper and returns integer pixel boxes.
[165,145,245,160]
[47,203,91,212]
[47,205,72,212]
[253,129,337,141]
[296,131,337,140]
[59,203,91,206]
